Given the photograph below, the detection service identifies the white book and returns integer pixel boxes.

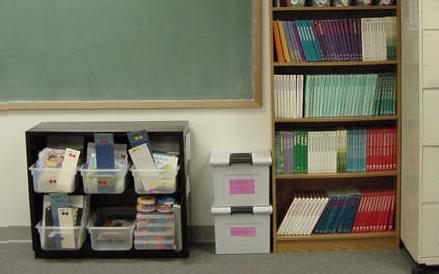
[307,194,329,235]
[361,19,367,61]
[288,195,304,235]
[302,194,318,235]
[280,196,296,235]
[57,148,80,192]
[298,75,304,118]
[291,75,296,118]
[299,194,312,235]
[297,194,311,235]
[274,75,279,118]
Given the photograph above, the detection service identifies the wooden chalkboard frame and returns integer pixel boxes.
[5,0,262,110]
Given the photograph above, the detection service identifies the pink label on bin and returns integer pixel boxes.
[230,227,256,237]
[229,179,255,194]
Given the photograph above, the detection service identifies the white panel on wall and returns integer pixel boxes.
[423,90,439,145]
[422,0,439,30]
[422,204,439,257]
[422,147,439,202]
[423,31,439,88]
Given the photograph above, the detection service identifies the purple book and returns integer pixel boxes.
[321,20,335,61]
[312,20,327,61]
[343,19,353,61]
[355,18,363,60]
[326,20,340,61]
[335,19,348,61]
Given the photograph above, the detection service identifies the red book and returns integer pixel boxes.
[352,190,366,233]
[387,191,396,231]
[378,130,385,171]
[377,192,390,232]
[368,130,375,172]
[392,129,398,170]
[367,190,380,233]
[383,130,389,171]
[372,192,382,232]
[361,190,373,233]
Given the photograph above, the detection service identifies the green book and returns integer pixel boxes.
[303,131,308,173]
[293,132,300,173]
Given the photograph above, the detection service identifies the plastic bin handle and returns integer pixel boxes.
[229,153,252,165]
[230,206,254,215]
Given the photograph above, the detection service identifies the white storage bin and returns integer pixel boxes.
[131,167,178,194]
[29,164,77,193]
[36,197,89,250]
[79,165,129,194]
[87,207,136,251]
[211,206,272,254]
[210,150,271,206]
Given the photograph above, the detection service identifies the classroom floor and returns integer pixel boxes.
[0,243,428,274]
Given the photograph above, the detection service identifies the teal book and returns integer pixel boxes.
[305,20,320,62]
[305,76,313,117]
[296,21,312,62]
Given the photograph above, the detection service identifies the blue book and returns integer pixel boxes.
[49,193,69,227]
[127,130,151,148]
[95,144,115,169]
[331,196,348,233]
[314,199,332,233]
[94,133,114,145]
[344,195,361,232]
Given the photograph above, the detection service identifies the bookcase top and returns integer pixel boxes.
[27,121,189,133]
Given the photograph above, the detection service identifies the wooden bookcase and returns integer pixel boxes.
[26,121,191,258]
[270,2,401,252]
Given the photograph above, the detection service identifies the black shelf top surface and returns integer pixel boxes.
[27,121,189,133]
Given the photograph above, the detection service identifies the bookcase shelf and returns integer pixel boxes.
[276,231,397,241]
[275,171,397,180]
[270,1,401,253]
[274,115,398,123]
[274,232,398,252]
[274,61,398,67]
[273,6,397,12]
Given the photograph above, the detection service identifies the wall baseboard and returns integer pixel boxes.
[0,225,214,244]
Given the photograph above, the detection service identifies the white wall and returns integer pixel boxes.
[0,1,271,227]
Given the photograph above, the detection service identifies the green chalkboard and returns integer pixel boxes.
[0,0,260,108]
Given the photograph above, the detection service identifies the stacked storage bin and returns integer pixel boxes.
[210,150,272,254]
[134,197,176,250]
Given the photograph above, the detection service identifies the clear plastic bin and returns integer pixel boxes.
[132,234,174,242]
[131,167,178,194]
[79,165,129,194]
[134,226,174,235]
[29,164,77,193]
[87,207,136,251]
[134,240,175,250]
[35,197,89,250]
[136,213,174,226]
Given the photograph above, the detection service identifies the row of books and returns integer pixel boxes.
[274,73,396,118]
[273,0,395,7]
[275,128,397,174]
[277,186,395,236]
[272,17,396,62]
